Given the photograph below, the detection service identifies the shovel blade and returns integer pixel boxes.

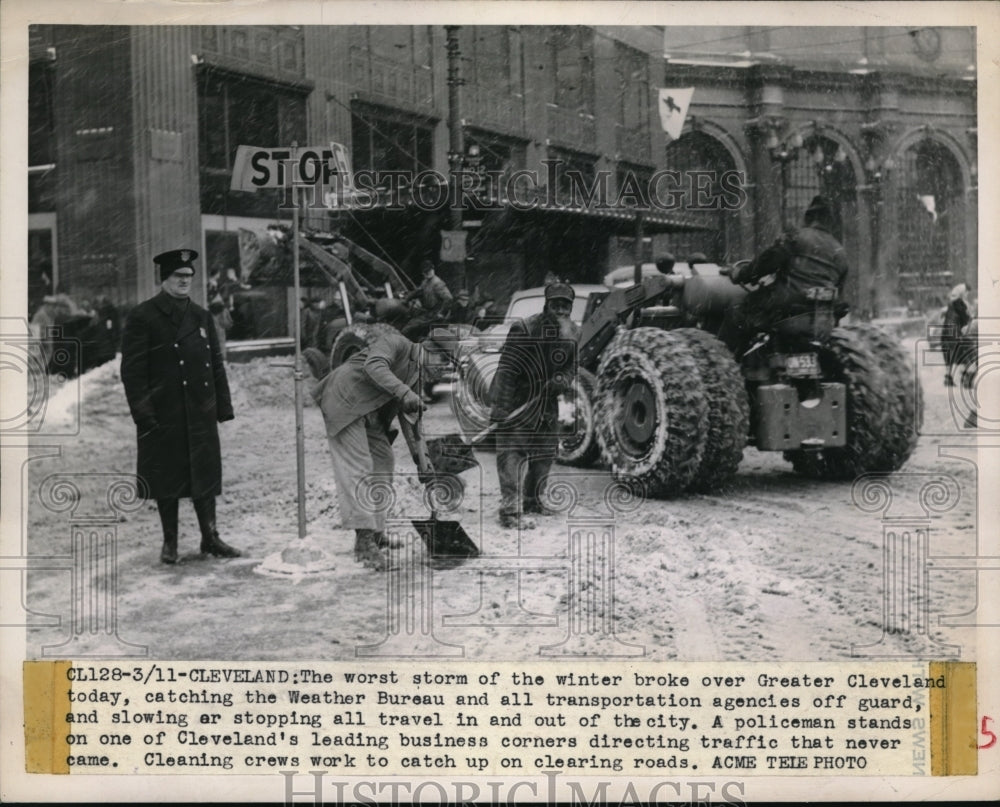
[411,518,479,559]
[426,435,478,475]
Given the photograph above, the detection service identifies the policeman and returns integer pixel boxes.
[121,249,241,564]
[719,195,848,356]
[490,282,580,530]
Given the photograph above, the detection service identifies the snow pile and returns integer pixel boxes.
[38,359,122,432]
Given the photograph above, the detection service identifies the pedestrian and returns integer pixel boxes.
[943,282,972,387]
[312,298,427,570]
[490,281,580,530]
[120,249,241,564]
[450,288,473,325]
[402,259,453,341]
[208,292,233,361]
[718,195,848,356]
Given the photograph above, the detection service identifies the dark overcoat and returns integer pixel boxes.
[489,311,580,433]
[121,291,233,499]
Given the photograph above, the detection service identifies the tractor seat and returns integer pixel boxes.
[770,287,843,341]
[772,308,836,341]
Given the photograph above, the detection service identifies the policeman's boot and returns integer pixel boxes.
[193,496,242,558]
[156,498,180,565]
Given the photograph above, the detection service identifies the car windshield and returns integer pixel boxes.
[506,294,588,324]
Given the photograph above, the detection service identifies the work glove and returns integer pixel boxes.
[400,389,426,415]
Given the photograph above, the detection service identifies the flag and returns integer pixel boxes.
[918,194,938,223]
[658,88,694,140]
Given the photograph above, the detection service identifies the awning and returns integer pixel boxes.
[525,201,716,234]
[319,184,716,234]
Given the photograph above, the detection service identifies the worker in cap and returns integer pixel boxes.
[402,259,454,341]
[719,194,848,356]
[312,308,430,571]
[489,280,580,530]
[121,248,241,564]
[544,281,575,306]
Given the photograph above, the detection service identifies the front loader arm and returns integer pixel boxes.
[577,274,684,368]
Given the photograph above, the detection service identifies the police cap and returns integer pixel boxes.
[154,249,198,281]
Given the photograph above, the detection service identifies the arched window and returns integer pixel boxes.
[662,131,740,262]
[892,138,965,311]
[784,134,856,239]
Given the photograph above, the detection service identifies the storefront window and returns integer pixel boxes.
[197,69,307,218]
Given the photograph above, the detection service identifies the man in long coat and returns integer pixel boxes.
[490,282,579,530]
[121,249,241,564]
[312,299,425,570]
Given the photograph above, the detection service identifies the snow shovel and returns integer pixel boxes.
[398,413,479,560]
[425,397,537,461]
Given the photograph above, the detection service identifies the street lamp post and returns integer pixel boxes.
[445,26,467,290]
[767,129,803,228]
[863,154,894,319]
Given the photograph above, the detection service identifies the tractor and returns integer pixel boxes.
[237,224,466,391]
[569,261,922,496]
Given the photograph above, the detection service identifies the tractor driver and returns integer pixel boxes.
[402,259,454,341]
[718,194,849,356]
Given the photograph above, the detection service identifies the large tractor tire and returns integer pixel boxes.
[785,323,895,480]
[329,322,397,372]
[861,325,922,471]
[673,328,749,491]
[556,367,602,467]
[595,328,709,497]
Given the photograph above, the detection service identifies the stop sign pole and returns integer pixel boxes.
[231,144,354,555]
[291,182,307,539]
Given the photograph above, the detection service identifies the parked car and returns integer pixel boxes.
[450,283,608,466]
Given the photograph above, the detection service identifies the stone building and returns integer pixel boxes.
[661,25,977,316]
[27,24,976,339]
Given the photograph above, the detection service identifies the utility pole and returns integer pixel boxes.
[445,25,467,291]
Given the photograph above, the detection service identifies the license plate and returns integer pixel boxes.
[785,352,819,377]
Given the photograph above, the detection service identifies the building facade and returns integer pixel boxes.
[661,25,977,316]
[28,24,976,337]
